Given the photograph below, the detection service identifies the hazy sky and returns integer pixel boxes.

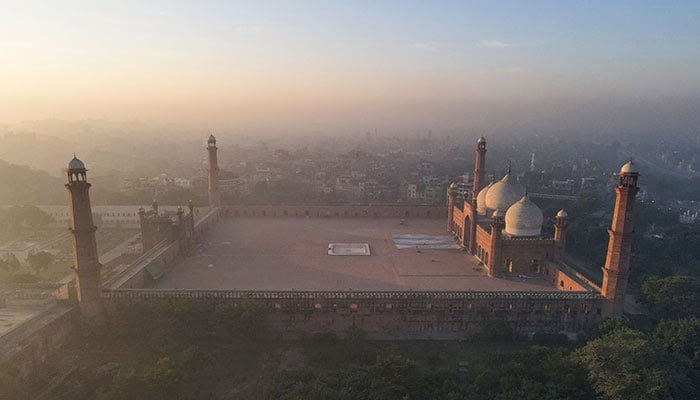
[2,1,699,135]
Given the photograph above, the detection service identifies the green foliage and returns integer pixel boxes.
[266,354,447,400]
[576,326,695,400]
[588,317,630,339]
[469,346,591,400]
[96,357,179,400]
[639,276,700,320]
[654,318,700,369]
[268,346,593,400]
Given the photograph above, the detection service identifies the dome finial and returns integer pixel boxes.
[506,160,512,175]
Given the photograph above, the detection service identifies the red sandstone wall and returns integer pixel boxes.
[452,207,465,239]
[223,205,446,219]
[500,239,556,274]
[474,224,491,261]
[552,269,588,291]
[102,289,603,338]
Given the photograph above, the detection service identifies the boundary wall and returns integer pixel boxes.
[0,304,76,378]
[103,289,603,338]
[222,205,447,219]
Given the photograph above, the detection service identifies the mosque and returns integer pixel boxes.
[449,137,638,316]
[61,134,639,333]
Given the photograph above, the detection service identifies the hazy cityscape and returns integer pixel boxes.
[2,2,700,400]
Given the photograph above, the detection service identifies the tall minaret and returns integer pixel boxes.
[472,136,487,204]
[65,156,102,317]
[601,160,640,316]
[207,134,221,206]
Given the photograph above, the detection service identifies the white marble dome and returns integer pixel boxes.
[556,209,568,218]
[620,159,638,174]
[476,181,494,215]
[505,194,543,237]
[485,172,524,213]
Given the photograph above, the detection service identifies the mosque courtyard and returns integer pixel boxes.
[155,217,555,292]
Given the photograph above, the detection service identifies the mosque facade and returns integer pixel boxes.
[449,137,639,315]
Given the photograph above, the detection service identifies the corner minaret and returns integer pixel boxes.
[553,209,569,261]
[601,160,640,316]
[207,134,221,206]
[472,136,487,204]
[65,156,102,317]
[487,210,504,277]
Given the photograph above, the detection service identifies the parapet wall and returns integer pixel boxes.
[222,205,447,219]
[102,289,603,338]
[105,206,223,289]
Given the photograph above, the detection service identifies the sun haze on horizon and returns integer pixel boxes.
[1,1,699,135]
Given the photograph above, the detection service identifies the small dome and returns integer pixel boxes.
[620,159,638,174]
[492,209,504,218]
[476,181,494,215]
[485,171,525,213]
[477,136,486,144]
[556,209,568,218]
[68,155,86,171]
[505,194,543,237]
[449,182,458,189]
[208,134,216,143]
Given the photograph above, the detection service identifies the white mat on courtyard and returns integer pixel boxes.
[392,234,460,249]
[328,243,371,256]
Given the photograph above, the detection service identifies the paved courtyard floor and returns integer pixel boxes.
[156,217,555,291]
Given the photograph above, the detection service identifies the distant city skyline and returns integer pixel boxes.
[1,1,699,135]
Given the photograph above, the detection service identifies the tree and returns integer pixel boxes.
[576,326,688,400]
[26,251,54,273]
[639,276,700,320]
[655,317,700,369]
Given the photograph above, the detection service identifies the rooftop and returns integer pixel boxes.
[156,218,556,291]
